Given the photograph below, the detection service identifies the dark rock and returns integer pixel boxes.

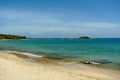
[117,63,120,66]
[81,60,100,64]
[81,60,112,65]
[94,60,112,64]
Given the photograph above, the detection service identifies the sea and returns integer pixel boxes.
[0,38,120,70]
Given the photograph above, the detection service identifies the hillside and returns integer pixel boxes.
[0,34,27,39]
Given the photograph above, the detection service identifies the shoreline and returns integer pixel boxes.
[0,50,120,80]
[0,50,120,70]
[1,49,120,71]
[0,39,28,41]
[0,38,120,71]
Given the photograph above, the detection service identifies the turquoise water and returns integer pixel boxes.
[0,38,120,69]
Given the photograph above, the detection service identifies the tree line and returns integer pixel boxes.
[0,34,27,39]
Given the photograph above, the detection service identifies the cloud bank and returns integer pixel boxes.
[0,9,120,38]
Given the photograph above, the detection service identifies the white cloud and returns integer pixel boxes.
[0,9,120,38]
[69,22,120,28]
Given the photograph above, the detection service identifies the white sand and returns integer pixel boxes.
[0,51,120,80]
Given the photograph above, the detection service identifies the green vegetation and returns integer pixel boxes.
[0,34,27,39]
[78,36,90,39]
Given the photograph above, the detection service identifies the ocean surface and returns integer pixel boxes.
[0,38,120,70]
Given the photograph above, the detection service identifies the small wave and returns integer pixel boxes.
[7,50,44,58]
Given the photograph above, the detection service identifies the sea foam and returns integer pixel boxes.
[7,50,43,58]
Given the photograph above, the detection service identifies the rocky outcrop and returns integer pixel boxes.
[78,36,90,39]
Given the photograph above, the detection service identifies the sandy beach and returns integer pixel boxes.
[0,50,120,80]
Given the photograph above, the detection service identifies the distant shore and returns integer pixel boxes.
[0,50,120,80]
[0,34,27,40]
[0,38,28,40]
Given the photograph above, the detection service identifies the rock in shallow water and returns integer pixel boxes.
[95,60,112,64]
[81,60,112,65]
[80,60,100,64]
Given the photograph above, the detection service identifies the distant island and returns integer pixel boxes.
[78,36,90,39]
[0,34,27,40]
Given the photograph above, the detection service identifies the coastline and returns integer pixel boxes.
[0,50,120,80]
[0,39,28,41]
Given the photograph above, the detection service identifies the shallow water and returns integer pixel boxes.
[0,38,120,70]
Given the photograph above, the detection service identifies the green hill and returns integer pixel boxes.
[0,34,27,39]
[78,36,90,39]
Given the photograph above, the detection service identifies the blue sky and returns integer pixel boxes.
[0,0,120,38]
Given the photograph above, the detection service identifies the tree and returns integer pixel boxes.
[0,34,27,39]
